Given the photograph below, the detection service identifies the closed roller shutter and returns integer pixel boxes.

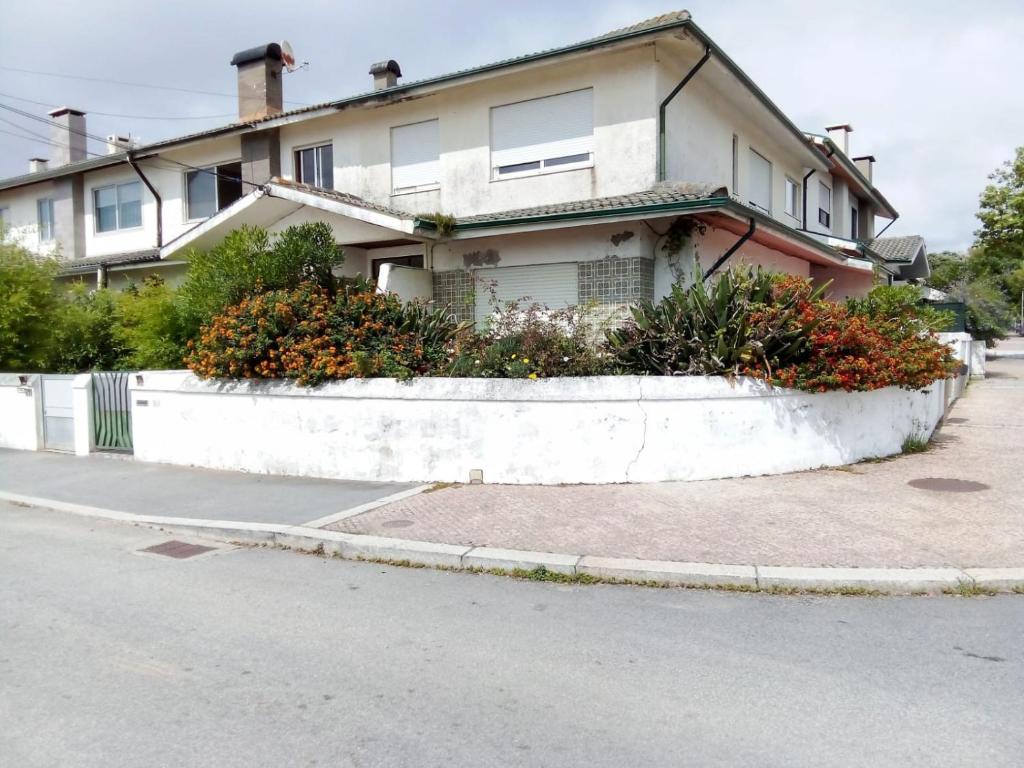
[391,119,440,193]
[491,89,593,170]
[748,148,772,213]
[474,263,579,326]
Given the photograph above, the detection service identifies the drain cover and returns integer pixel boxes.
[908,478,990,493]
[140,540,216,559]
[380,519,415,529]
[945,417,969,424]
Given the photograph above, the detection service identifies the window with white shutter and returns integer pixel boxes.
[748,148,772,213]
[490,89,594,179]
[391,119,440,194]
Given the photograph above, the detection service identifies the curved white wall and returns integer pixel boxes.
[130,372,949,485]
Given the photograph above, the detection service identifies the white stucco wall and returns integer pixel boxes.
[0,375,42,450]
[130,371,948,485]
[0,180,60,257]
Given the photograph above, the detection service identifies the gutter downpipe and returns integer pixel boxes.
[127,153,162,248]
[803,146,834,230]
[658,45,711,182]
[703,217,756,282]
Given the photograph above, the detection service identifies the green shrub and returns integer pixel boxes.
[115,277,190,370]
[0,241,61,371]
[605,267,820,376]
[51,284,123,373]
[176,222,343,338]
[846,284,952,334]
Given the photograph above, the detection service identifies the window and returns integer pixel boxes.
[748,148,772,213]
[37,198,54,242]
[731,135,739,193]
[185,162,243,221]
[391,120,440,194]
[784,177,800,219]
[294,144,333,189]
[372,254,424,279]
[491,89,593,179]
[818,181,832,228]
[850,204,860,240]
[94,181,142,233]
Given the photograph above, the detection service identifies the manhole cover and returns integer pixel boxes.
[140,540,216,559]
[907,478,990,493]
[380,519,415,529]
[945,417,968,424]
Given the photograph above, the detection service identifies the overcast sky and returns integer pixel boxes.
[1,0,1021,251]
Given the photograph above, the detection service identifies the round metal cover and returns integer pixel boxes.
[907,478,990,492]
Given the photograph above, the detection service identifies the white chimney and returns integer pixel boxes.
[29,157,48,173]
[106,134,135,154]
[369,60,402,90]
[852,155,875,184]
[825,124,853,156]
[48,107,87,165]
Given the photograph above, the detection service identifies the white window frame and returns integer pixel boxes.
[93,181,143,234]
[818,181,832,229]
[490,88,594,181]
[747,147,772,214]
[390,119,441,196]
[37,198,54,242]
[183,160,243,222]
[784,177,800,220]
[293,142,334,189]
[731,134,739,194]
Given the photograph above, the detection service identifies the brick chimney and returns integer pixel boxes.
[29,157,49,173]
[369,60,402,90]
[231,43,284,121]
[852,155,875,184]
[825,124,853,156]
[48,107,87,166]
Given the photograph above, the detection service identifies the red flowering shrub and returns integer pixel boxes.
[185,280,463,385]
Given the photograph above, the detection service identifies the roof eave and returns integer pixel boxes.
[809,136,898,219]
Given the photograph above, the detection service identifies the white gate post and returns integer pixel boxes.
[72,374,94,456]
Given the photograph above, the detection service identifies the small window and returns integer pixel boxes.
[37,198,54,242]
[185,162,243,221]
[818,181,832,228]
[784,177,800,219]
[294,144,333,189]
[94,181,142,233]
[748,148,772,213]
[850,205,859,239]
[731,135,739,193]
[491,89,594,179]
[391,120,440,194]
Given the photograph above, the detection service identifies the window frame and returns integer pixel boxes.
[489,88,595,181]
[784,176,801,220]
[36,198,55,242]
[293,142,334,189]
[183,160,243,222]
[818,181,832,229]
[850,203,860,240]
[92,181,143,234]
[390,119,441,196]
[747,147,772,214]
[731,134,739,194]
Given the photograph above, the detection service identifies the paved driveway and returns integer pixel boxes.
[0,449,417,526]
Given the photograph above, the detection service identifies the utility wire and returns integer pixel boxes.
[0,65,311,106]
[0,90,234,120]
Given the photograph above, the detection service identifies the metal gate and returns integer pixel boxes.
[41,375,76,452]
[92,372,133,452]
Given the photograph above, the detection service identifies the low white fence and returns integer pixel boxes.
[126,371,951,485]
[0,374,42,451]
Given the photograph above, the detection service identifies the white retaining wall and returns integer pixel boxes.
[130,371,949,485]
[0,374,42,451]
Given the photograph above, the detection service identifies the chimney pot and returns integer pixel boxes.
[29,157,49,173]
[369,60,402,90]
[825,123,853,156]
[852,155,875,184]
[47,107,87,166]
[231,43,284,121]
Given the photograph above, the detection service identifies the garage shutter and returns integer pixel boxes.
[474,263,579,326]
[491,89,593,169]
[391,119,440,193]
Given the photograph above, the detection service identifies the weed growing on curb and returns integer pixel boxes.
[944,580,998,597]
[424,482,459,494]
[901,435,930,455]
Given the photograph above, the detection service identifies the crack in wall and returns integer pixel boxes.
[625,383,649,482]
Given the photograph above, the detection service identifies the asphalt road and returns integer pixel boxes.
[2,502,1021,768]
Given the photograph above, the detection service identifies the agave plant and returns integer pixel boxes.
[604,267,823,376]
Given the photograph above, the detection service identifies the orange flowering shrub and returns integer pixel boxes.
[742,276,959,392]
[186,280,463,385]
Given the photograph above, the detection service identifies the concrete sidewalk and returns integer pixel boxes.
[0,449,418,526]
[331,355,1024,569]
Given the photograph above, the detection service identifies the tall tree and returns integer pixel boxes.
[974,146,1024,297]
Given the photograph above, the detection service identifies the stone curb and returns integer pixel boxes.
[3,490,1021,595]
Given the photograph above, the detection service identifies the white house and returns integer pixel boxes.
[0,10,927,319]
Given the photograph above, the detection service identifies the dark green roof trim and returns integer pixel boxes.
[809,135,898,218]
[0,151,149,193]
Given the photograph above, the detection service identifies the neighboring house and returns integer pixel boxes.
[0,10,929,317]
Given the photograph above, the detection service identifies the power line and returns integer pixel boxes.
[0,65,310,106]
[0,90,234,121]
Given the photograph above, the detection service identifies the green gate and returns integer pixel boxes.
[92,372,133,452]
